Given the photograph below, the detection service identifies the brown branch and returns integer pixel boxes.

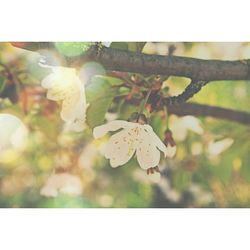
[164,80,209,105]
[117,93,250,126]
[95,47,250,81]
[10,42,250,81]
[9,43,250,125]
[168,103,250,125]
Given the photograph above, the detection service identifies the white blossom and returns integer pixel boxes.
[40,173,83,198]
[163,130,177,158]
[171,115,204,141]
[93,120,167,170]
[165,146,176,158]
[41,66,88,132]
[0,113,28,152]
[207,138,234,157]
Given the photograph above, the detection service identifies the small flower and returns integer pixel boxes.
[207,138,234,158]
[93,114,168,170]
[41,65,88,132]
[163,129,177,158]
[171,116,204,141]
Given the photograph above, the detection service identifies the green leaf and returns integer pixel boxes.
[54,42,93,57]
[86,76,119,128]
[99,76,124,86]
[0,76,6,93]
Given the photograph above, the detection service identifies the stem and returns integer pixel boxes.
[137,88,152,120]
[164,106,169,130]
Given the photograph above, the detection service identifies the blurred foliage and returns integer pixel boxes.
[86,75,123,128]
[0,42,250,208]
[54,42,93,57]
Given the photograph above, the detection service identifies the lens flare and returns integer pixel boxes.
[79,62,106,84]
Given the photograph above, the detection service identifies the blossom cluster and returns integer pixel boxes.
[41,66,88,132]
[1,63,177,185]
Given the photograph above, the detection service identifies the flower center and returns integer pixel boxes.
[127,126,141,156]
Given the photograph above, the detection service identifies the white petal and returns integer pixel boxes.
[10,123,29,150]
[93,120,132,139]
[62,89,88,131]
[60,95,80,121]
[104,128,137,167]
[41,67,80,99]
[183,116,204,135]
[41,73,57,89]
[208,138,234,157]
[64,120,86,132]
[165,145,177,158]
[148,172,161,183]
[143,124,167,156]
[136,128,161,169]
[0,114,28,151]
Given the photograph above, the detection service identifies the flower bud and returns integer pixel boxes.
[146,166,160,175]
[163,129,177,158]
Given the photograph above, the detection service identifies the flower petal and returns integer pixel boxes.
[65,120,86,132]
[10,123,29,150]
[93,120,132,139]
[136,128,161,169]
[165,145,177,158]
[143,124,167,156]
[41,67,76,88]
[42,67,80,102]
[41,73,57,89]
[148,172,161,183]
[0,114,28,151]
[104,128,137,167]
[42,68,89,130]
[60,95,80,121]
[61,87,87,120]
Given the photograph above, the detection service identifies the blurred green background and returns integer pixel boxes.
[0,42,250,208]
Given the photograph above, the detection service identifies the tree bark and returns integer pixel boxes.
[11,42,250,81]
[168,103,250,125]
[94,47,250,81]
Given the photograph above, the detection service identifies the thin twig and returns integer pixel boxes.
[164,79,209,105]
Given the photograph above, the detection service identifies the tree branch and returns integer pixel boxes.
[10,43,250,125]
[164,80,209,105]
[11,42,250,81]
[168,103,250,125]
[118,94,250,126]
[95,47,250,81]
